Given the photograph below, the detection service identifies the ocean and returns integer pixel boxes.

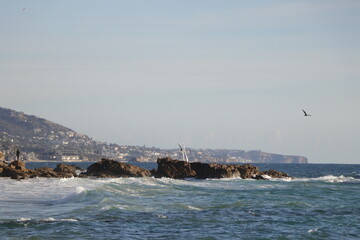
[1,162,360,240]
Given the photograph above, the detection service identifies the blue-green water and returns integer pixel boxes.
[1,163,360,240]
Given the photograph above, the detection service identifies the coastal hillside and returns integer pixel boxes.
[0,106,104,161]
[0,106,308,163]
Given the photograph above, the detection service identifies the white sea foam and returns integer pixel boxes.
[308,228,319,233]
[265,174,360,183]
[17,217,31,222]
[187,205,203,211]
[16,217,78,222]
[157,214,167,219]
[247,210,257,216]
[59,218,78,222]
[41,217,78,222]
[290,175,360,183]
[260,174,272,180]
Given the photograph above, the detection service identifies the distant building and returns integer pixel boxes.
[61,155,80,162]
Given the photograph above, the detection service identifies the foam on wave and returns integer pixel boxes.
[14,217,79,224]
[52,186,87,204]
[275,175,360,183]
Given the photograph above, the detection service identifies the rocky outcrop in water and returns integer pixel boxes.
[0,160,32,179]
[190,162,260,179]
[0,161,84,179]
[80,158,151,178]
[155,158,290,180]
[54,164,83,177]
[32,167,59,178]
[257,169,290,179]
[154,157,196,178]
[0,158,290,180]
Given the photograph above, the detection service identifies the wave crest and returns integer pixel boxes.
[52,186,86,204]
[277,175,360,183]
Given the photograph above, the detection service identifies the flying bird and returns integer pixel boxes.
[302,109,311,116]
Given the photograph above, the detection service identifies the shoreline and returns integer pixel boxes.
[23,159,95,163]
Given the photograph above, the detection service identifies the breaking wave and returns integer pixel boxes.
[273,174,360,183]
[52,186,87,205]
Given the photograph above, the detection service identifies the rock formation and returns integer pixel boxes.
[154,157,196,179]
[0,161,85,179]
[0,158,290,180]
[80,158,151,178]
[33,167,59,178]
[54,164,83,177]
[258,169,290,179]
[155,158,290,180]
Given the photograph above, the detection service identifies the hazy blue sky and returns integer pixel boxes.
[1,0,359,163]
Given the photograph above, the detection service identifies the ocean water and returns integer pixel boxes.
[1,163,360,240]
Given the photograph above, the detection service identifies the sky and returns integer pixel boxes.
[1,0,359,164]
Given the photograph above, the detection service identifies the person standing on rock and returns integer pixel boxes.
[16,149,20,161]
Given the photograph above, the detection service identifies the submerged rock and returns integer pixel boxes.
[81,158,151,178]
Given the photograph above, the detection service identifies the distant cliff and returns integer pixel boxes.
[176,149,308,164]
[242,150,307,164]
[0,106,308,163]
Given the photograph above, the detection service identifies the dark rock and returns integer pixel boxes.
[237,164,259,179]
[86,161,104,174]
[82,158,151,178]
[0,161,31,179]
[34,167,59,178]
[54,164,84,177]
[9,160,26,170]
[155,158,290,180]
[0,162,7,174]
[0,158,291,180]
[258,169,290,179]
[190,162,260,179]
[190,162,241,179]
[150,168,157,176]
[155,157,196,179]
[1,166,30,179]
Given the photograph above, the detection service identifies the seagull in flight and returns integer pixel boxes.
[302,109,311,116]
